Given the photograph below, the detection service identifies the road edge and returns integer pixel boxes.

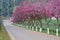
[6,28,15,40]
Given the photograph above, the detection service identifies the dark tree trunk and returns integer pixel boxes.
[39,19,42,28]
[45,16,51,28]
[56,17,59,28]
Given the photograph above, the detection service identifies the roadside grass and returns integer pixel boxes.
[0,25,10,40]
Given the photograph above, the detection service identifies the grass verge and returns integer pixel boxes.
[0,25,11,40]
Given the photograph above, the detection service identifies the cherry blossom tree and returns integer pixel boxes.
[46,0,60,27]
[12,0,47,28]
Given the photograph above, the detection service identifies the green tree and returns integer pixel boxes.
[0,15,2,30]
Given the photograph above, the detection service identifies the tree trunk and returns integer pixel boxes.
[45,16,51,28]
[45,16,49,27]
[56,17,59,28]
[32,20,34,27]
[39,19,42,28]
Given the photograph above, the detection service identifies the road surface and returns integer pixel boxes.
[3,20,60,40]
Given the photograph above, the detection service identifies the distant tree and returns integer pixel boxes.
[1,0,15,17]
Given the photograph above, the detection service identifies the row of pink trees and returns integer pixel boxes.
[12,0,60,28]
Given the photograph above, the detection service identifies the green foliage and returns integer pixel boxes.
[0,25,10,40]
[0,16,2,30]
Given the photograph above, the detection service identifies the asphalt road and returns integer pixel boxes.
[3,20,60,40]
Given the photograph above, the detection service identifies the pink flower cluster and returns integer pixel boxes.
[12,0,60,23]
